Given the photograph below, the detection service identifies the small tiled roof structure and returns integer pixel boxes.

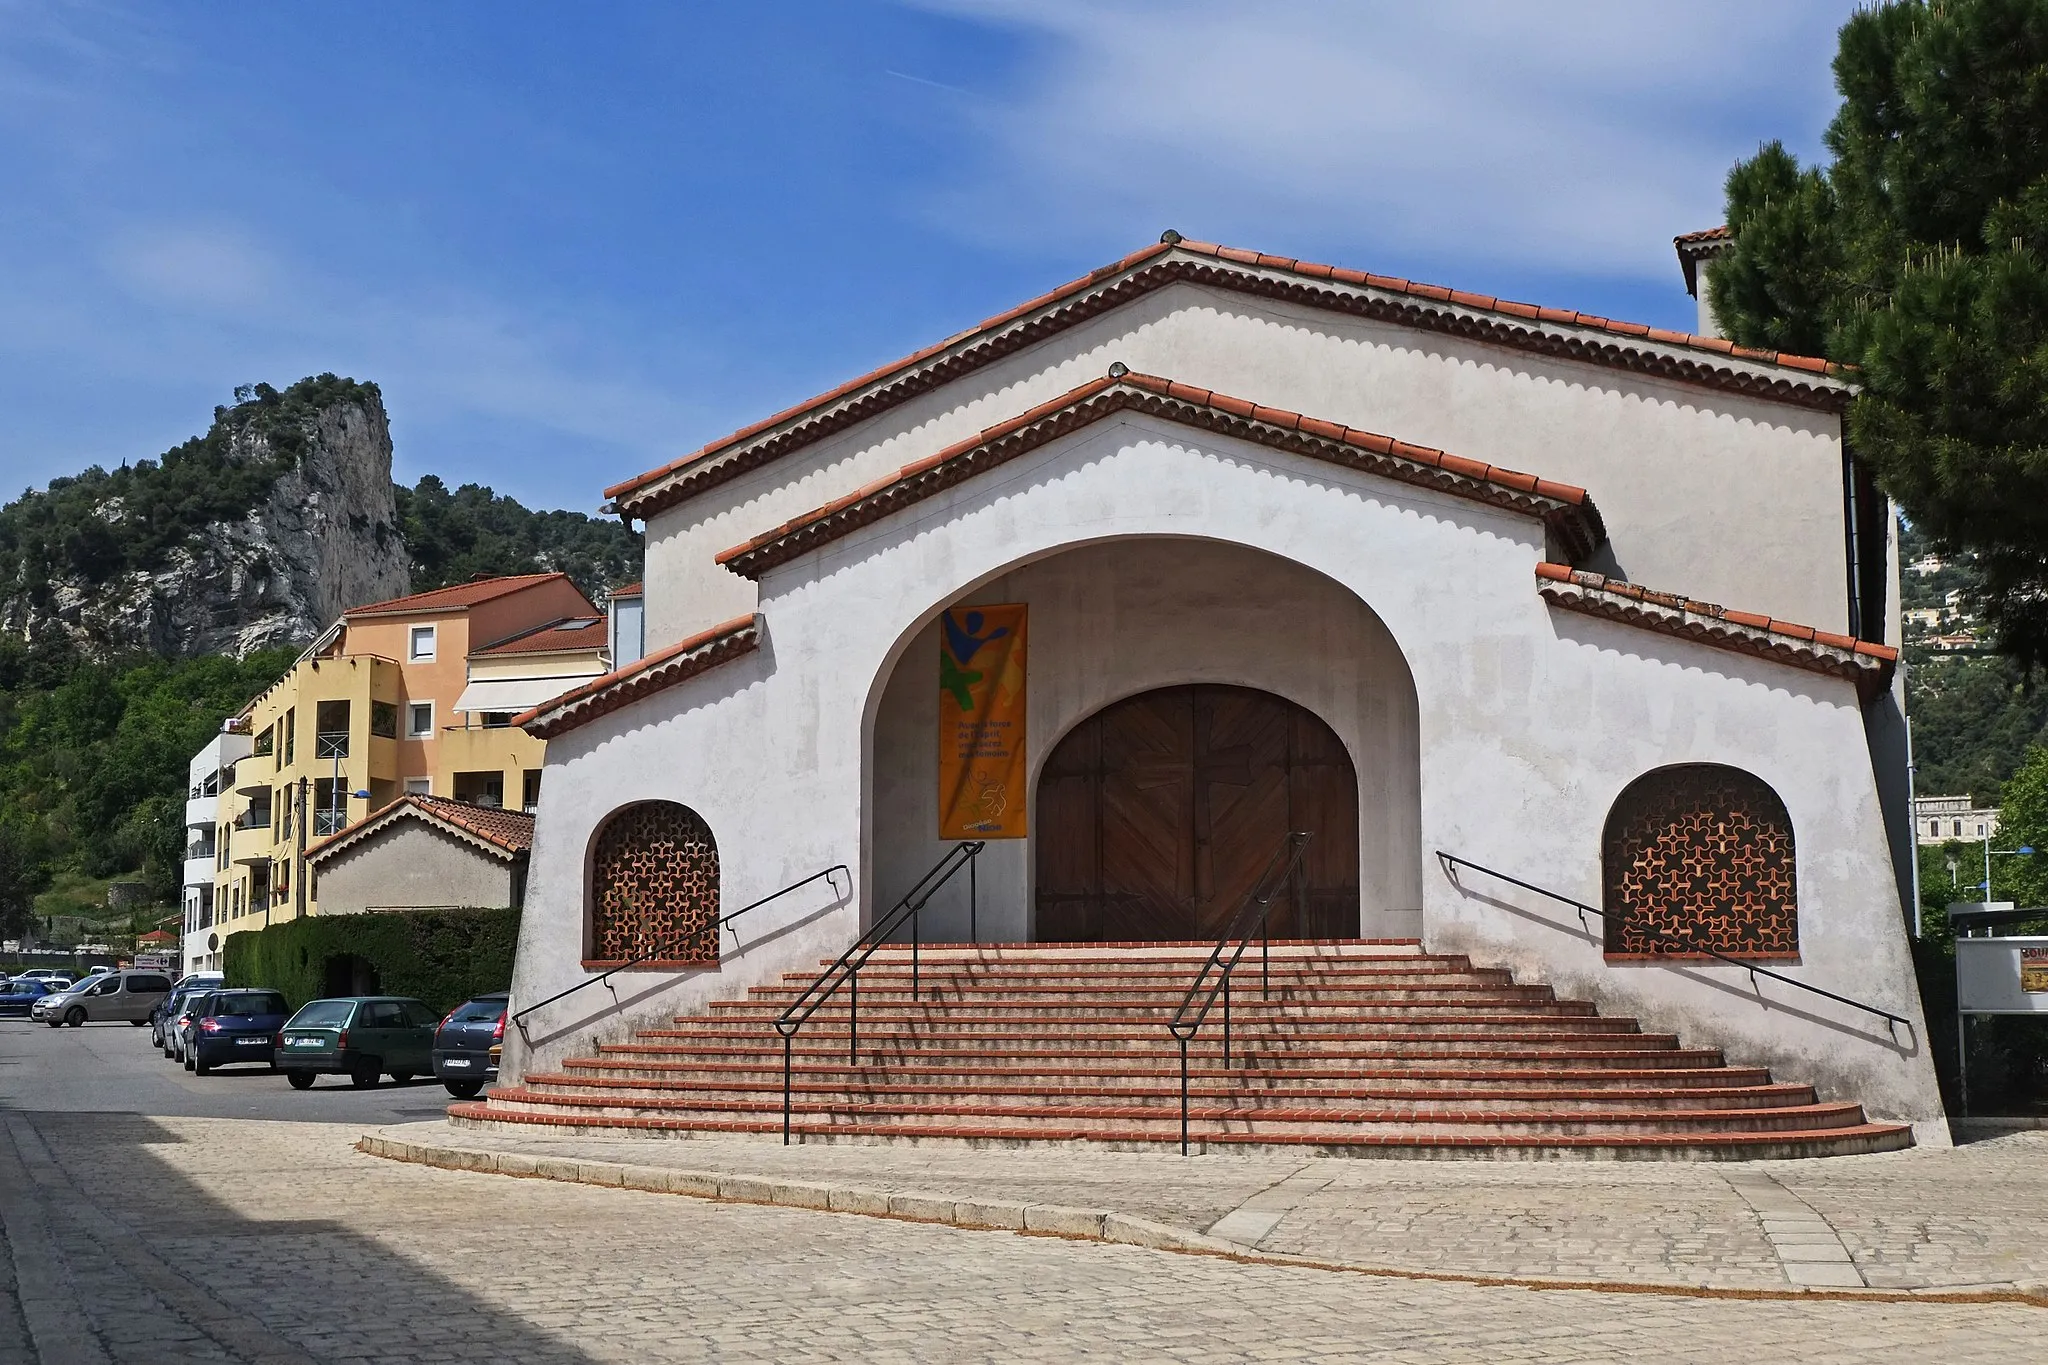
[473,616,609,656]
[515,616,760,740]
[607,232,1853,521]
[716,369,1606,579]
[1535,563,1897,698]
[608,582,643,598]
[344,573,571,619]
[1674,225,1735,297]
[135,930,176,945]
[306,795,535,864]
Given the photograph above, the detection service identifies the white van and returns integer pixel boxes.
[38,969,174,1028]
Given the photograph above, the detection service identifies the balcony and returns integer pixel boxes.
[234,764,271,798]
[181,855,215,889]
[231,807,272,832]
[185,794,218,828]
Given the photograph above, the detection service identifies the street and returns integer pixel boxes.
[1,1014,2041,1363]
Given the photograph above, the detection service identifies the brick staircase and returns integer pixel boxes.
[456,942,1914,1159]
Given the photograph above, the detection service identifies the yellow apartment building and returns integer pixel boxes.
[205,573,606,958]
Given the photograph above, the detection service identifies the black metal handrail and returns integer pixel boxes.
[509,862,852,1037]
[1165,831,1313,1154]
[774,841,985,1143]
[1435,851,1910,1037]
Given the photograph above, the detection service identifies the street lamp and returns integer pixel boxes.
[1979,835,2039,902]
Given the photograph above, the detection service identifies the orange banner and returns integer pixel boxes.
[938,604,1027,839]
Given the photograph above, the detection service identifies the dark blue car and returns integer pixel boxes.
[0,978,50,1017]
[184,989,291,1075]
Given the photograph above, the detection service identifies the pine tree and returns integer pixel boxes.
[1709,0,2048,666]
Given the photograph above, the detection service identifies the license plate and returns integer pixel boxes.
[442,1058,473,1068]
[237,1038,267,1046]
[288,1037,324,1048]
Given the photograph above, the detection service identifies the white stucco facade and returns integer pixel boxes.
[505,244,1941,1140]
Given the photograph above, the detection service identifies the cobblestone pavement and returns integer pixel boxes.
[373,1121,2048,1294]
[0,1114,2037,1363]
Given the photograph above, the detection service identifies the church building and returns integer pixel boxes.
[486,233,1946,1154]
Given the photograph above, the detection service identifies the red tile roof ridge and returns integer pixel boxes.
[305,793,534,862]
[1536,563,1898,697]
[715,371,1604,580]
[514,614,761,739]
[605,236,1851,517]
[345,572,572,618]
[609,581,643,597]
[1674,225,1732,246]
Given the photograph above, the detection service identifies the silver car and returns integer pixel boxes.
[37,969,174,1028]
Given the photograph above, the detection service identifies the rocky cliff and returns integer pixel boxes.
[1,376,412,659]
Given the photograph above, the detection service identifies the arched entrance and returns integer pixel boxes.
[1035,684,1360,942]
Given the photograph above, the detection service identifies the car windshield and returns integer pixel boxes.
[449,999,506,1023]
[287,1000,353,1028]
[211,992,286,1016]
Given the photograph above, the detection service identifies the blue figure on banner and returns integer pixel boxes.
[941,609,1010,711]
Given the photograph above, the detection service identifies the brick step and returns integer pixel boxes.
[602,1039,1705,1067]
[840,941,1427,961]
[634,1031,1662,1055]
[476,1087,1873,1139]
[517,1072,1819,1112]
[720,989,1579,1011]
[561,1057,1774,1088]
[448,1102,1915,1161]
[770,965,1507,986]
[697,1005,1610,1027]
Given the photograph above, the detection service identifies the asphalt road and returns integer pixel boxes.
[0,1014,460,1123]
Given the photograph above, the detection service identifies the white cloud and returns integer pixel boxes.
[906,0,1854,281]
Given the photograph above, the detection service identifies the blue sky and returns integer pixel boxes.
[1,1,1860,514]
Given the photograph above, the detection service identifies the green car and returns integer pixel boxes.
[275,996,440,1090]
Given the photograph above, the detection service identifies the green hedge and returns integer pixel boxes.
[222,907,520,1013]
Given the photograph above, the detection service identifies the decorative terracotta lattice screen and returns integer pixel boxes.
[1601,765,1797,960]
[589,801,720,965]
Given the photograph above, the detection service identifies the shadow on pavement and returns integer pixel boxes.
[0,1108,604,1364]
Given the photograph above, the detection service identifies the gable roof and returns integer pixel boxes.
[608,233,1852,521]
[715,369,1606,581]
[515,614,761,739]
[1674,225,1735,296]
[306,794,535,864]
[473,616,609,656]
[1535,562,1896,698]
[345,573,573,619]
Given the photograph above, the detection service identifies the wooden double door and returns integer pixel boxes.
[1034,685,1360,942]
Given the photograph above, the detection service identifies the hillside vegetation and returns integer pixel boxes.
[0,376,640,938]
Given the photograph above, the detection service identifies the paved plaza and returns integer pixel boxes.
[3,1021,2045,1361]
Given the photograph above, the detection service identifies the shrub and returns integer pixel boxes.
[222,907,520,1013]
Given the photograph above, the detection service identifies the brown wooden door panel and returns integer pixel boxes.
[1034,685,1359,943]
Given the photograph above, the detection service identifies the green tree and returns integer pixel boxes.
[1709,0,2048,666]
[1997,745,2048,905]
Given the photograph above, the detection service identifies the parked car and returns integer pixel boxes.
[36,969,174,1028]
[164,991,218,1064]
[32,971,112,1023]
[183,989,291,1075]
[275,997,439,1090]
[0,979,52,1017]
[432,993,508,1098]
[152,974,225,1051]
[17,969,72,985]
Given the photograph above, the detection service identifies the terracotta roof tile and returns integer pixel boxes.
[305,794,534,863]
[609,582,643,598]
[345,573,572,618]
[716,371,1605,580]
[1534,563,1897,698]
[473,616,609,656]
[515,615,761,739]
[607,236,1853,520]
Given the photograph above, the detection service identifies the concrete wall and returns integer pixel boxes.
[311,820,517,915]
[644,280,1850,651]
[512,411,1942,1132]
[868,539,1422,941]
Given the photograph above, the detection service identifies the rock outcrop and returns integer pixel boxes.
[4,385,411,659]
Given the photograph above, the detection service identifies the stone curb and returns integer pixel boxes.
[356,1128,2048,1310]
[356,1129,1240,1258]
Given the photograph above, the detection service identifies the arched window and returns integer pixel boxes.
[588,801,720,965]
[1601,765,1796,960]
